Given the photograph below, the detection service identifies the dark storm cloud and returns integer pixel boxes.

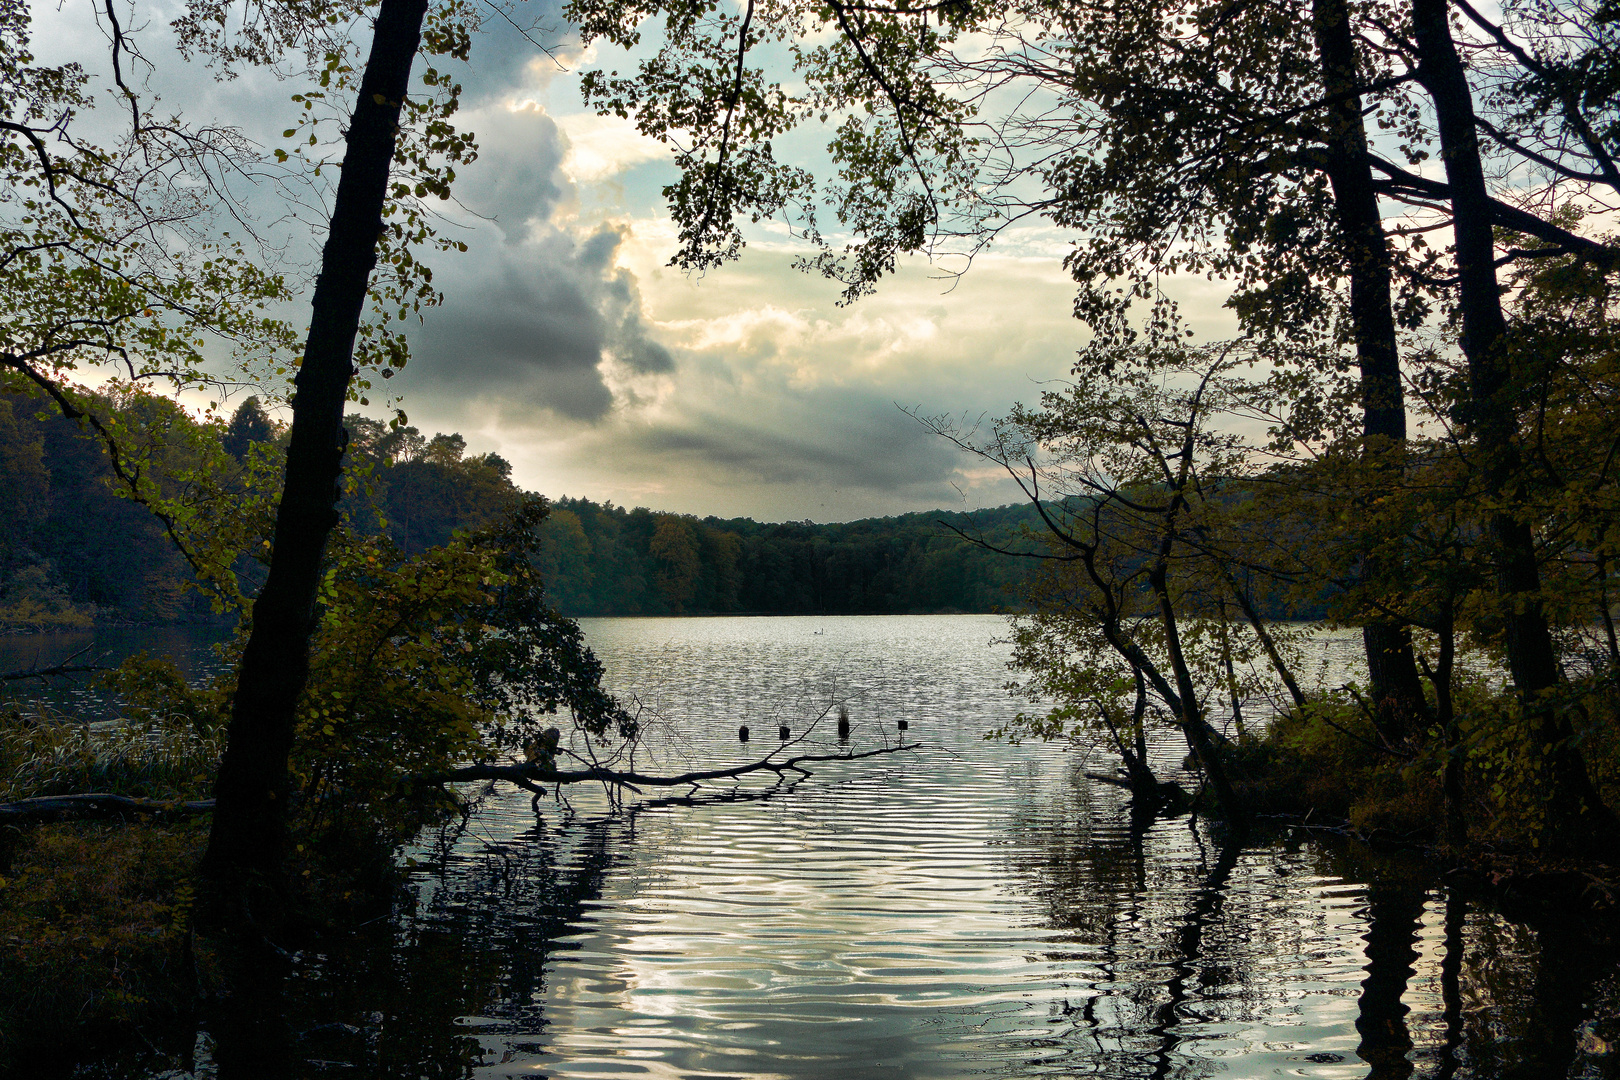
[392,94,674,421]
[405,222,673,420]
[619,392,961,493]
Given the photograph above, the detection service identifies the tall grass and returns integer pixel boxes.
[0,705,221,803]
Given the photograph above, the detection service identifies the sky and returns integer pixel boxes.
[35,0,1239,523]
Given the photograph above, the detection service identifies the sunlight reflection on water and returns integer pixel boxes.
[365,616,1606,1080]
[60,615,1611,1080]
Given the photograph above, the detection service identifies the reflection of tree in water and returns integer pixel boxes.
[206,777,831,1080]
[995,778,1286,1079]
[201,809,623,1079]
[998,782,1620,1080]
[1435,902,1619,1080]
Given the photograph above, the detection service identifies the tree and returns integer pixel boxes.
[649,514,702,612]
[222,397,277,463]
[201,0,442,896]
[0,0,299,538]
[564,0,1436,732]
[538,508,596,612]
[927,349,1317,815]
[566,0,1620,839]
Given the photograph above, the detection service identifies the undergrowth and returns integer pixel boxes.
[1232,672,1620,850]
[0,820,209,1072]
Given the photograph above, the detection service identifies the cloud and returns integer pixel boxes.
[403,222,674,422]
[454,103,570,241]
[554,112,669,183]
[29,3,1239,522]
[412,247,1098,520]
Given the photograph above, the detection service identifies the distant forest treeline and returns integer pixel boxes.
[536,499,1042,616]
[0,392,1042,628]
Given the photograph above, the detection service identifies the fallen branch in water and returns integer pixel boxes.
[413,741,923,797]
[2,643,106,684]
[0,793,216,823]
[1,745,920,827]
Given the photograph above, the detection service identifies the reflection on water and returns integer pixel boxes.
[50,615,1616,1079]
[0,625,232,719]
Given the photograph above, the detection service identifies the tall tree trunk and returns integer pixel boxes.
[201,0,431,894]
[1312,0,1429,746]
[1410,0,1613,848]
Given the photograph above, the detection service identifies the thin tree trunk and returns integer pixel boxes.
[1596,547,1620,666]
[1217,598,1245,738]
[1410,0,1613,849]
[1434,609,1467,848]
[1221,565,1307,708]
[1312,0,1429,746]
[1148,557,1240,814]
[201,0,431,893]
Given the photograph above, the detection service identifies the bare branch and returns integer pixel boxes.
[412,741,922,793]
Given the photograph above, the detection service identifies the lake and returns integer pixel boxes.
[5,616,1616,1078]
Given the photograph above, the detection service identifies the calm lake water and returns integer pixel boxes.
[5,616,1616,1079]
[0,624,233,719]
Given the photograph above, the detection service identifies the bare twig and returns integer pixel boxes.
[0,643,105,683]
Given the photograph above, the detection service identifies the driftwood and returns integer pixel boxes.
[0,744,921,826]
[0,793,217,823]
[417,741,923,796]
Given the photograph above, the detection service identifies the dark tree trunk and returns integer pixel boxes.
[1312,0,1429,746]
[1410,0,1613,849]
[1434,611,1468,848]
[1149,558,1241,815]
[201,0,431,893]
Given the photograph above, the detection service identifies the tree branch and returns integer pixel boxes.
[1,644,105,683]
[1366,152,1620,269]
[413,741,922,793]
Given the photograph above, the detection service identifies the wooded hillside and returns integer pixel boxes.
[0,394,1042,627]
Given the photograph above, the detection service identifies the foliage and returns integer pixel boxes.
[934,347,1322,808]
[1230,700,1446,836]
[0,393,1057,630]
[287,497,633,846]
[0,0,300,418]
[0,388,269,624]
[0,565,92,631]
[563,0,1616,329]
[222,397,277,464]
[99,490,636,858]
[541,496,1046,615]
[968,320,1620,838]
[0,820,206,1071]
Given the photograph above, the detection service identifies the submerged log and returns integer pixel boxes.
[0,793,216,823]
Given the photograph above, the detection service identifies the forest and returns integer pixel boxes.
[0,391,1038,627]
